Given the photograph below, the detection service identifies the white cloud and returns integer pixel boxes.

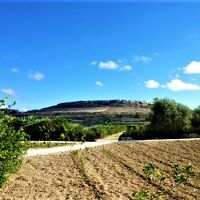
[183,61,200,74]
[145,80,160,88]
[11,67,19,72]
[90,61,97,66]
[1,88,17,97]
[99,60,119,70]
[166,79,200,92]
[120,65,132,71]
[133,55,152,64]
[28,72,45,81]
[96,81,103,87]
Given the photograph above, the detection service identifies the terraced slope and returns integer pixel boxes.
[14,100,150,125]
[0,140,199,199]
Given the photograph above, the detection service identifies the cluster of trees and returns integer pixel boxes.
[16,116,125,142]
[120,98,200,140]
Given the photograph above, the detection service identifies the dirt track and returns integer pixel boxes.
[0,140,200,200]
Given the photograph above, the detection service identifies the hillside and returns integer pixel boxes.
[16,100,151,125]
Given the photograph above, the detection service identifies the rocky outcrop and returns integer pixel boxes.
[40,100,149,111]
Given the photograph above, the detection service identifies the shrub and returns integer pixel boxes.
[24,118,64,140]
[149,98,192,138]
[119,124,149,140]
[191,106,200,134]
[82,128,96,141]
[0,97,27,187]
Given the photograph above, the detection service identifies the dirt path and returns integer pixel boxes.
[26,140,116,157]
[27,138,200,157]
[100,131,125,140]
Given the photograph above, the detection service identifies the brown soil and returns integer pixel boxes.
[0,141,200,200]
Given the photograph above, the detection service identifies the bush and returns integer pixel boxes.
[24,118,65,140]
[22,115,126,141]
[89,125,125,139]
[0,97,27,187]
[149,98,192,138]
[191,106,200,134]
[119,124,149,140]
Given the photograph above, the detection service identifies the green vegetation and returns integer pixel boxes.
[28,141,75,149]
[130,163,195,200]
[191,106,200,134]
[149,98,192,138]
[119,124,148,140]
[120,98,200,140]
[0,97,27,187]
[20,116,126,141]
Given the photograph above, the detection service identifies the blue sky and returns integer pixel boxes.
[1,0,200,110]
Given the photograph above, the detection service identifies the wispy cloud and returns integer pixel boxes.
[96,81,103,87]
[166,79,200,91]
[145,80,160,88]
[11,67,20,72]
[132,55,152,64]
[120,65,132,71]
[28,72,45,81]
[91,59,132,72]
[183,61,200,74]
[99,60,119,70]
[1,88,17,97]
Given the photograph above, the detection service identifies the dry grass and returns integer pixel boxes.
[0,140,199,200]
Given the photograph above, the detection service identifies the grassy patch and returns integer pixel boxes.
[28,141,75,149]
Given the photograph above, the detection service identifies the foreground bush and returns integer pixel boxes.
[0,97,27,187]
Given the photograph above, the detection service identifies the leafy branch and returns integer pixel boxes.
[130,163,195,200]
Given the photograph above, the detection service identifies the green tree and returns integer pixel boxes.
[0,97,27,187]
[149,98,191,138]
[191,106,200,134]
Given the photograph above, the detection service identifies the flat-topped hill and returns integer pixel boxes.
[40,100,148,110]
[16,100,151,125]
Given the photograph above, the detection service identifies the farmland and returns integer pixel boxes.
[0,140,199,200]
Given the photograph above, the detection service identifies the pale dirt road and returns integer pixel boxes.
[26,140,116,157]
[26,138,200,157]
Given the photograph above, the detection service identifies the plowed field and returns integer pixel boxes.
[0,140,200,200]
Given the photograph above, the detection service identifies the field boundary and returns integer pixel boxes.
[26,138,200,157]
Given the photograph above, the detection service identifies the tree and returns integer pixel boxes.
[149,98,191,138]
[0,97,27,187]
[191,106,200,134]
